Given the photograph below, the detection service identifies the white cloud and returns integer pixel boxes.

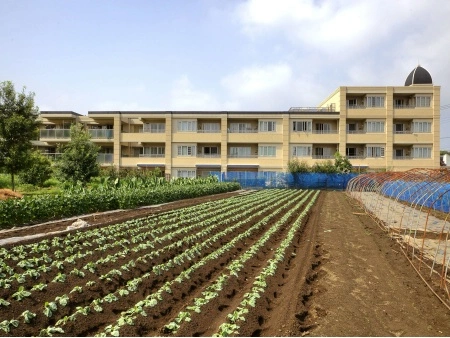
[170,75,220,110]
[235,0,436,57]
[222,63,292,98]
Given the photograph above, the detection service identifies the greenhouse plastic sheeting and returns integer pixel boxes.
[381,181,450,212]
[209,172,357,190]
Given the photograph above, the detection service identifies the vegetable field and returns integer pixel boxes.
[0,189,319,336]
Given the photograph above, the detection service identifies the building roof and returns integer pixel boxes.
[405,65,433,86]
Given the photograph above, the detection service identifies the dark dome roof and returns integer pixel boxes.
[405,65,432,86]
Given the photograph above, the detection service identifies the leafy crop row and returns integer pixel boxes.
[0,182,240,228]
[96,190,308,336]
[0,189,290,336]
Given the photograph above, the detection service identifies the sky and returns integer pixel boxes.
[2,0,450,149]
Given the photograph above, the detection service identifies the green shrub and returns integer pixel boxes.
[0,174,10,189]
[311,160,337,173]
[42,178,61,188]
[19,151,53,187]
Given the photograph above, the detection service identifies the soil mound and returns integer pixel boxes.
[0,188,23,200]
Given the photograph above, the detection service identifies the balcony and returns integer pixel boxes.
[89,129,114,139]
[42,153,63,161]
[393,155,413,160]
[312,129,338,134]
[40,129,70,139]
[312,155,335,159]
[139,154,165,158]
[97,153,113,163]
[228,154,258,158]
[197,153,221,158]
[197,129,221,133]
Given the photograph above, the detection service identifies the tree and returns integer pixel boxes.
[334,152,352,173]
[0,81,40,191]
[19,151,53,186]
[55,124,100,184]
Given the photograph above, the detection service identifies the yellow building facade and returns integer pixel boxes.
[34,66,440,177]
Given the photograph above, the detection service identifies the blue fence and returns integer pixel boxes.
[381,181,450,213]
[210,172,358,190]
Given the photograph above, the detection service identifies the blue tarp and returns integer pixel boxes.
[209,172,358,190]
[381,181,450,212]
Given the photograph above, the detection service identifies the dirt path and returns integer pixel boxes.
[295,191,450,337]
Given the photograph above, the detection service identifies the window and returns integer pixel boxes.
[177,145,196,156]
[292,121,312,132]
[315,123,332,133]
[413,147,432,158]
[314,147,333,158]
[346,148,357,157]
[202,146,219,156]
[177,121,197,132]
[394,99,404,108]
[366,146,385,158]
[229,123,252,132]
[366,121,385,133]
[292,146,311,157]
[395,149,404,158]
[366,96,385,107]
[413,121,431,133]
[142,146,165,157]
[347,99,357,108]
[177,170,196,178]
[259,121,276,132]
[346,123,357,133]
[415,96,431,107]
[201,123,220,132]
[229,147,251,157]
[143,123,165,133]
[394,123,405,133]
[258,146,276,157]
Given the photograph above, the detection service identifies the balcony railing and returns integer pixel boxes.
[311,129,339,134]
[40,129,71,139]
[197,153,221,158]
[228,129,258,133]
[393,155,412,160]
[139,154,165,158]
[393,130,412,134]
[97,153,114,163]
[346,155,365,159]
[312,155,335,159]
[228,154,258,158]
[394,105,431,109]
[42,153,63,160]
[347,105,368,109]
[89,129,114,139]
[197,129,221,133]
[144,129,166,133]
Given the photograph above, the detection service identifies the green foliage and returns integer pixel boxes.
[288,153,353,174]
[287,158,310,173]
[54,124,100,185]
[19,151,53,186]
[42,177,61,188]
[0,181,241,228]
[0,174,10,189]
[334,152,352,173]
[0,81,40,191]
[311,160,337,173]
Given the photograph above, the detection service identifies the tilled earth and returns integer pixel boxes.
[1,190,450,336]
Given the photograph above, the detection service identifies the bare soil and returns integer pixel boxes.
[1,190,450,336]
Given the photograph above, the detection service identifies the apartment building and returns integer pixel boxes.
[34,65,440,177]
